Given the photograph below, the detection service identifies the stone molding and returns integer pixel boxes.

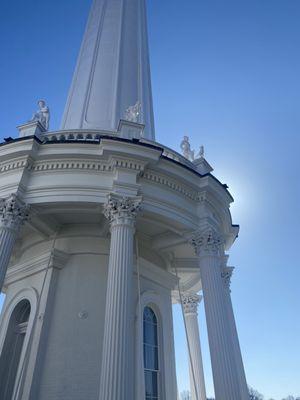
[103,194,142,226]
[0,193,29,231]
[4,249,70,287]
[181,293,202,315]
[0,158,30,174]
[29,157,145,174]
[190,229,224,256]
[141,170,199,201]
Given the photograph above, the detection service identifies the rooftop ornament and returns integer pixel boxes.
[180,136,195,161]
[30,99,50,131]
[124,101,141,123]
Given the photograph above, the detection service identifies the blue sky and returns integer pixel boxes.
[0,0,300,398]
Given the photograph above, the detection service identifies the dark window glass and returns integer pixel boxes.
[0,299,31,400]
[143,307,159,400]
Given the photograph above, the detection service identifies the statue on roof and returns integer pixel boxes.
[180,136,195,161]
[31,100,50,131]
[124,101,141,123]
[197,145,205,159]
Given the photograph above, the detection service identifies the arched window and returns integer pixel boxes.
[0,299,31,400]
[143,306,159,400]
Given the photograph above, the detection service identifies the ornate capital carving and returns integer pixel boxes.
[221,266,234,291]
[181,293,202,315]
[189,229,224,256]
[0,193,29,231]
[103,194,142,226]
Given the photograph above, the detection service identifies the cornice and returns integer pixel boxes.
[4,249,70,287]
[141,169,200,201]
[0,157,31,174]
[29,159,113,173]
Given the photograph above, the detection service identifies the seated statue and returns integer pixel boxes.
[124,101,141,123]
[31,100,50,130]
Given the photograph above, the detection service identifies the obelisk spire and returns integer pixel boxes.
[61,0,155,140]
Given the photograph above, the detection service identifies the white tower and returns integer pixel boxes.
[61,0,155,140]
[0,1,250,400]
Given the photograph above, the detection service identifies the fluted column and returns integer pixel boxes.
[182,293,207,400]
[99,194,142,400]
[222,266,250,400]
[190,229,241,400]
[0,194,29,292]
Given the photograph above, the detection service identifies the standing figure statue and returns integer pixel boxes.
[31,100,50,130]
[124,101,141,123]
[180,136,195,161]
[197,145,205,159]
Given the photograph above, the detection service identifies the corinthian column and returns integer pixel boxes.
[0,194,29,292]
[190,229,241,400]
[181,293,207,400]
[99,194,142,400]
[222,266,250,400]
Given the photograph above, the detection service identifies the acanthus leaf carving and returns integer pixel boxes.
[103,194,142,225]
[181,293,202,315]
[189,229,224,256]
[221,266,234,291]
[0,193,29,231]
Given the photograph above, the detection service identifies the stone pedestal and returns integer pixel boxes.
[190,229,242,400]
[117,119,145,140]
[17,121,46,139]
[182,294,207,400]
[222,267,250,400]
[0,194,29,291]
[193,157,213,175]
[99,194,141,400]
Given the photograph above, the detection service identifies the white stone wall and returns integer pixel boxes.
[0,225,178,400]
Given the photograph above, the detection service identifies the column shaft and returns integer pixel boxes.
[0,228,16,291]
[99,194,141,400]
[222,268,249,400]
[99,223,134,399]
[185,311,206,400]
[200,253,241,400]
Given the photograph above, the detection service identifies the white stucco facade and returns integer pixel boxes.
[0,133,248,399]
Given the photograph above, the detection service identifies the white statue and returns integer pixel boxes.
[180,136,195,161]
[197,145,205,159]
[31,100,50,130]
[124,101,141,123]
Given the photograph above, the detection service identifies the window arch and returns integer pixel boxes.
[0,299,31,400]
[143,306,159,400]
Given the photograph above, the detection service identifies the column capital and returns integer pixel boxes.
[181,293,202,315]
[221,266,234,291]
[189,229,224,257]
[103,193,142,227]
[0,193,29,231]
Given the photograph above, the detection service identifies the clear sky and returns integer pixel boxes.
[0,0,300,399]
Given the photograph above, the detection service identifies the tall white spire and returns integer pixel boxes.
[61,0,155,140]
